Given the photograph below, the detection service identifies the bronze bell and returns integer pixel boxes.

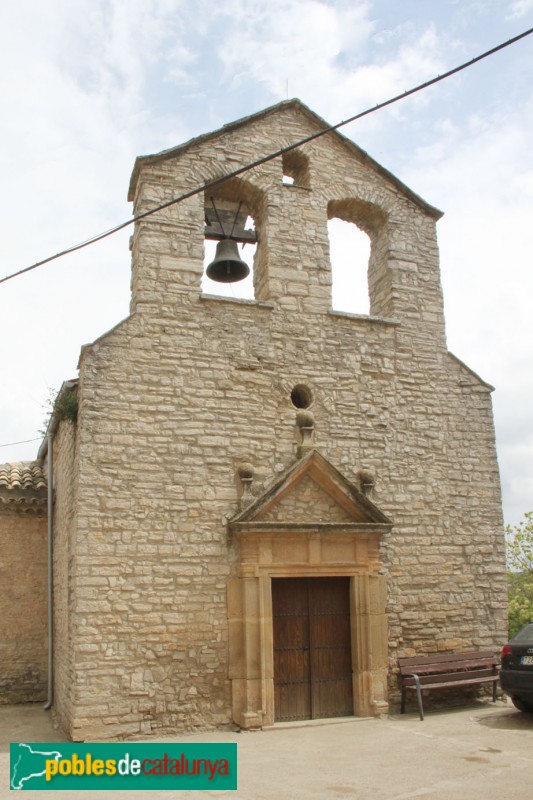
[206,238,250,283]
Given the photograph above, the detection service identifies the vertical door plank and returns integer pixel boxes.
[309,577,353,719]
[272,579,311,721]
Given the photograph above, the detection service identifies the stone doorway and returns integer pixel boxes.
[227,451,392,729]
[272,576,353,721]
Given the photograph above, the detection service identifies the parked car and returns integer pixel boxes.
[500,622,533,712]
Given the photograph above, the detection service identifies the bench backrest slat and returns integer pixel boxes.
[399,658,498,677]
[398,650,496,667]
[401,667,497,687]
[398,651,498,676]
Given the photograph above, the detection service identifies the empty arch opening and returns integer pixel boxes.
[327,218,371,315]
[282,149,310,188]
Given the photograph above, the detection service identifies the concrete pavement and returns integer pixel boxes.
[2,700,532,799]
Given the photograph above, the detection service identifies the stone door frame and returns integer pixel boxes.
[227,452,392,729]
[228,525,390,729]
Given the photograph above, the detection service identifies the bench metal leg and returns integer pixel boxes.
[413,674,424,721]
[401,689,406,714]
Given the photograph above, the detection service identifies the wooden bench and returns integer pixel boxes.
[398,650,500,720]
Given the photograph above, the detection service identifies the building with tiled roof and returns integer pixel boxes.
[0,461,48,703]
[0,461,47,508]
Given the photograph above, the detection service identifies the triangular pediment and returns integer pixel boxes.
[229,450,392,531]
[258,473,357,524]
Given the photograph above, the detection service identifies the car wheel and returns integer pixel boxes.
[511,696,533,712]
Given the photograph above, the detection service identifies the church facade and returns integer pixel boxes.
[0,101,507,740]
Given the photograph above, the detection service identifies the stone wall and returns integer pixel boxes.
[51,419,78,735]
[0,508,47,703]
[53,101,506,739]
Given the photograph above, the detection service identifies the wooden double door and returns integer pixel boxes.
[272,577,354,722]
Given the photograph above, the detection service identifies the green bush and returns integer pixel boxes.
[506,512,533,638]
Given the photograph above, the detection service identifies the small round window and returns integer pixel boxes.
[291,384,313,409]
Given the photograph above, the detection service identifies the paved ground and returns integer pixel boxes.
[2,700,533,798]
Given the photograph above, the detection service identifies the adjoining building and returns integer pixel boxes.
[0,100,507,740]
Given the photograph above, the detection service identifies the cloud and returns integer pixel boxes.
[506,0,533,19]
[214,1,447,128]
[0,0,199,464]
[402,87,533,526]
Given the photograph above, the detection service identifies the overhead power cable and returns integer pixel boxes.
[1,25,532,287]
[0,436,42,449]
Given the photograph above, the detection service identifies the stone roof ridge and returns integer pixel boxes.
[128,99,304,198]
[37,378,79,463]
[447,352,495,391]
[0,461,47,491]
[127,98,443,220]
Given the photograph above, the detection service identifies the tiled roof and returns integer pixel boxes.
[0,461,47,507]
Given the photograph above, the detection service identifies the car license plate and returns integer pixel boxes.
[521,655,533,665]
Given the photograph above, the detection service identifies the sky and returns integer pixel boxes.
[0,0,532,527]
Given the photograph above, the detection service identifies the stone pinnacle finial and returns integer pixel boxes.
[296,410,315,457]
[357,468,375,496]
[237,462,254,507]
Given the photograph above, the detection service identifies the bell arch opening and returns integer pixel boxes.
[327,218,371,315]
[327,199,388,317]
[202,178,265,301]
